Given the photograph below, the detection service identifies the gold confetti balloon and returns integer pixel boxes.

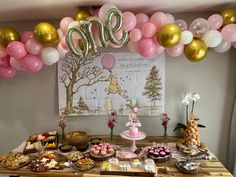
[75,9,91,22]
[0,27,20,47]
[34,22,59,46]
[184,39,208,62]
[221,8,236,26]
[157,23,181,48]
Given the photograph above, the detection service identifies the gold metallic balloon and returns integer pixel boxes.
[157,23,181,48]
[184,39,208,62]
[34,22,59,46]
[221,8,236,26]
[0,27,20,47]
[75,9,91,22]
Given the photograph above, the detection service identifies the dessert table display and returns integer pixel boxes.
[0,135,233,177]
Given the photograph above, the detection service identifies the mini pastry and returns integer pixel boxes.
[101,162,111,171]
[131,158,141,167]
[108,158,119,166]
[119,163,131,171]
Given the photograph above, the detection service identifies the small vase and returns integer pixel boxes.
[60,128,66,143]
[162,127,168,145]
[110,128,114,144]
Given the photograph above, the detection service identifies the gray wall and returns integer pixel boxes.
[0,13,236,166]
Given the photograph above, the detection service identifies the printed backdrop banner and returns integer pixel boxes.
[58,52,165,116]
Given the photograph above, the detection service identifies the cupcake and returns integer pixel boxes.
[153,152,159,157]
[160,151,166,157]
[101,150,107,157]
[93,150,99,155]
[165,149,171,155]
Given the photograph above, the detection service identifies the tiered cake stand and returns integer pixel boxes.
[120,130,146,152]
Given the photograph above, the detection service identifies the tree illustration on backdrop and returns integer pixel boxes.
[59,52,107,114]
[142,65,162,107]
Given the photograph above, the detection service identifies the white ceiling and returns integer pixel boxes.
[0,0,236,22]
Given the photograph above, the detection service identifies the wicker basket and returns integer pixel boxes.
[65,131,88,146]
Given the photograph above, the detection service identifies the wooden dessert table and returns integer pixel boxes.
[0,136,233,177]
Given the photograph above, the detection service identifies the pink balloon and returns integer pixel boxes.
[129,28,142,42]
[7,41,27,59]
[109,30,124,48]
[127,41,138,52]
[152,36,165,54]
[26,39,43,55]
[135,13,149,29]
[208,14,223,30]
[10,57,26,71]
[0,45,7,58]
[137,38,157,57]
[21,31,34,44]
[150,12,168,31]
[60,17,74,34]
[22,54,43,73]
[0,56,11,68]
[0,66,16,79]
[221,24,236,43]
[57,43,68,59]
[122,12,137,31]
[166,44,184,57]
[101,54,116,71]
[141,22,157,38]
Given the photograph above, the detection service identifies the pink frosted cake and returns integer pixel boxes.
[126,112,141,138]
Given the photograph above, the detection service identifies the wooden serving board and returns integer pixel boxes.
[100,160,157,177]
[100,165,156,177]
[23,133,59,154]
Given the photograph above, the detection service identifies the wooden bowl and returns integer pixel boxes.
[65,131,88,146]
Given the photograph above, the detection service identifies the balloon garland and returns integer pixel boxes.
[0,4,236,80]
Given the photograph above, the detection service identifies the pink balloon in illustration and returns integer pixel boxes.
[137,38,157,57]
[166,44,184,57]
[22,54,43,73]
[0,56,11,68]
[0,45,7,58]
[26,39,43,55]
[207,14,223,30]
[153,36,165,54]
[21,31,34,44]
[221,24,236,43]
[135,13,149,29]
[129,28,142,42]
[60,17,74,34]
[142,22,157,38]
[10,57,26,71]
[0,66,16,79]
[7,41,27,59]
[101,54,116,72]
[122,12,137,31]
[150,12,168,31]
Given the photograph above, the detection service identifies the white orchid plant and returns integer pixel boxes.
[174,92,205,132]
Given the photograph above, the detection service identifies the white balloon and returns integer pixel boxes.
[181,31,193,44]
[57,43,68,59]
[213,40,231,53]
[41,47,60,65]
[98,4,117,24]
[127,41,137,52]
[204,30,222,48]
[57,28,64,40]
[166,13,175,23]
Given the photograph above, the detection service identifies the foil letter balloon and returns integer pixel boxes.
[66,7,128,57]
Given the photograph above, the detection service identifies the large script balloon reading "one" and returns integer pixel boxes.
[66,8,129,57]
